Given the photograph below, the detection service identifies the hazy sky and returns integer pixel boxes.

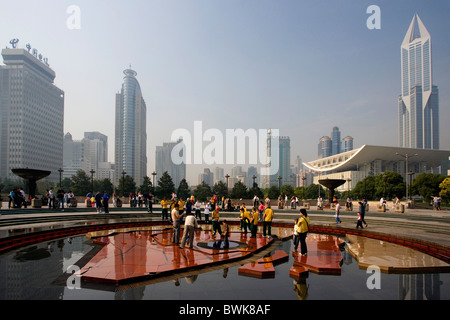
[1,0,449,185]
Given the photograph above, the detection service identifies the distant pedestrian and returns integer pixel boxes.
[160,197,169,220]
[221,220,230,248]
[212,207,222,237]
[296,209,310,256]
[356,212,364,229]
[194,200,202,220]
[102,191,110,214]
[335,201,341,224]
[204,201,211,224]
[57,186,65,211]
[358,199,368,228]
[293,219,300,251]
[95,191,103,213]
[171,203,185,244]
[262,204,274,237]
[250,207,259,238]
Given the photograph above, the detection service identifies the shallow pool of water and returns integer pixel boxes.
[0,234,448,300]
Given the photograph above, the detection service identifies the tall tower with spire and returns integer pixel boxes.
[114,68,147,186]
[399,14,439,150]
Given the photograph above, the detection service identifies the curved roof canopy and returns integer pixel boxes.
[303,145,450,173]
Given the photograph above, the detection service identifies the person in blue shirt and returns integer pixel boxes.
[102,191,110,214]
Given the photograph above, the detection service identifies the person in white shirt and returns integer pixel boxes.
[179,212,199,249]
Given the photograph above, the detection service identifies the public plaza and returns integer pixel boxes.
[0,199,448,301]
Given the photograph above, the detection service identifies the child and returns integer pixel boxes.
[221,220,229,248]
[293,219,300,251]
[356,212,364,229]
[204,201,211,224]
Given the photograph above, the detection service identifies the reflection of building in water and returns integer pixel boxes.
[0,241,65,299]
[398,274,442,300]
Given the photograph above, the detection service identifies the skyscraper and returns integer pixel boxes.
[0,46,64,181]
[399,14,439,150]
[155,140,186,188]
[331,127,341,155]
[114,69,147,186]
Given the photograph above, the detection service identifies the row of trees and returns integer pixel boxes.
[1,170,449,205]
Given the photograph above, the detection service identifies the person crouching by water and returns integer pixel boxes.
[296,209,310,256]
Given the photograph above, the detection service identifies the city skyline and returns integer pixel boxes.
[1,1,450,185]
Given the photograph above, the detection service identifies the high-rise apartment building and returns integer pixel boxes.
[114,69,147,186]
[318,127,353,158]
[155,140,186,188]
[399,14,439,150]
[0,46,64,181]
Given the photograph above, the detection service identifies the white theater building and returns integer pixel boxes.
[303,145,450,193]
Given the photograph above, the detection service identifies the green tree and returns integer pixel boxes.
[248,183,264,200]
[139,176,153,193]
[374,171,405,200]
[439,177,450,205]
[177,178,190,199]
[118,175,137,196]
[194,181,212,201]
[266,185,280,200]
[351,175,377,200]
[156,171,175,199]
[94,178,114,194]
[280,185,294,198]
[304,184,324,200]
[213,181,228,199]
[231,181,248,199]
[411,173,446,203]
[70,170,91,196]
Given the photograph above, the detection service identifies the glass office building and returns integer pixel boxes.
[399,14,439,150]
[0,47,64,181]
[114,69,147,186]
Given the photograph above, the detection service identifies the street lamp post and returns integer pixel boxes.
[225,174,230,196]
[252,175,257,188]
[152,171,157,203]
[395,152,418,203]
[277,176,282,191]
[407,171,415,201]
[121,171,127,198]
[89,169,95,193]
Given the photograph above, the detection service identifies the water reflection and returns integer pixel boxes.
[0,233,448,300]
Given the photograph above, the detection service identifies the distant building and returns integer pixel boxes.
[0,46,64,181]
[304,145,450,193]
[198,168,214,187]
[155,139,186,188]
[318,127,353,158]
[63,132,114,182]
[399,14,439,150]
[213,167,224,185]
[114,68,147,186]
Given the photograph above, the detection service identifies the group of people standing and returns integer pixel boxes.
[239,203,274,238]
[85,191,110,214]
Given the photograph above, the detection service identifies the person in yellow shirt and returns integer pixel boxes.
[160,197,169,220]
[262,204,274,237]
[296,209,310,256]
[212,207,222,237]
[178,198,185,215]
[250,207,259,238]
